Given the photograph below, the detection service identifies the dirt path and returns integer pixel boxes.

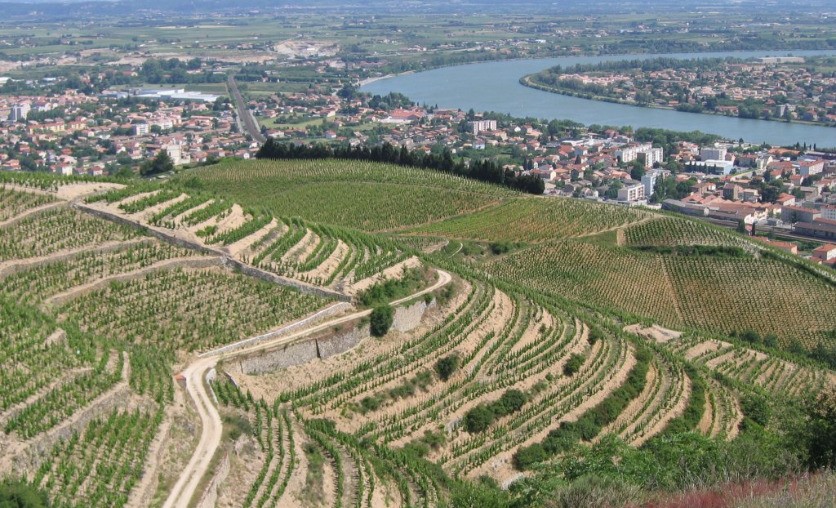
[164,269,452,508]
[0,201,66,229]
[161,356,222,508]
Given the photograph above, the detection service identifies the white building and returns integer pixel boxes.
[641,170,661,198]
[467,119,497,135]
[164,143,190,166]
[638,147,664,168]
[618,182,646,203]
[700,145,727,162]
[134,123,149,136]
[617,143,662,168]
[822,205,836,221]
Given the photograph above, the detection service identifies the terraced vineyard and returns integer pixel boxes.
[85,185,410,291]
[0,181,336,508]
[1,169,834,508]
[413,196,651,243]
[177,158,514,231]
[484,238,684,325]
[624,216,747,248]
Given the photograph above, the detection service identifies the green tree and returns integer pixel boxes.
[369,304,394,337]
[805,387,836,468]
[140,150,175,177]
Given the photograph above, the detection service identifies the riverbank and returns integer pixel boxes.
[519,75,835,131]
[361,50,836,147]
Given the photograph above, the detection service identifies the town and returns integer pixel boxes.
[3,66,833,265]
[524,55,836,126]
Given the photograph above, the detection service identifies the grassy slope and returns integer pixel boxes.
[186,161,834,349]
[179,158,513,232]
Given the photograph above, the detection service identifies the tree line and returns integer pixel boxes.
[255,139,545,195]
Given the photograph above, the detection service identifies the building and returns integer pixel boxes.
[467,119,497,135]
[781,205,820,224]
[700,145,727,162]
[617,143,660,167]
[641,170,660,198]
[134,123,149,136]
[795,219,836,241]
[811,244,836,264]
[662,199,708,216]
[687,160,734,175]
[821,205,836,221]
[617,182,645,203]
[798,159,825,177]
[722,183,743,201]
[637,147,664,168]
[9,103,30,122]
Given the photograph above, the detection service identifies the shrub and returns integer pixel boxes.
[369,304,394,337]
[0,480,50,508]
[549,474,640,508]
[435,354,460,381]
[497,389,527,414]
[464,404,495,433]
[513,444,548,470]
[563,353,585,376]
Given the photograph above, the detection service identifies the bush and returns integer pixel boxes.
[563,353,585,376]
[369,304,394,337]
[0,480,50,508]
[513,444,548,470]
[464,404,495,433]
[497,389,527,414]
[435,354,460,381]
[548,474,640,508]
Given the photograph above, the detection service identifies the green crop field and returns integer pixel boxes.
[178,158,514,231]
[0,168,834,508]
[413,196,652,242]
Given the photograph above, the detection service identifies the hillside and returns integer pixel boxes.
[179,158,514,232]
[0,166,833,507]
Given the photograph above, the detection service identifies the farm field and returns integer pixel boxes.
[483,231,836,349]
[0,170,834,508]
[0,180,337,507]
[413,196,652,243]
[177,158,514,231]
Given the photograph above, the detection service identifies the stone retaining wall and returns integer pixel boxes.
[237,298,436,374]
[392,299,436,333]
[74,202,349,301]
[317,326,370,360]
[239,340,320,375]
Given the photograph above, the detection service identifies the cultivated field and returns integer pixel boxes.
[0,170,833,508]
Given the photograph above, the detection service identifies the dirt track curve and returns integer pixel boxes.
[162,269,452,508]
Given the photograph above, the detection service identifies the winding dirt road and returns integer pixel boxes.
[162,269,452,508]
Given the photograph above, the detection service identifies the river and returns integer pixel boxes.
[361,50,836,147]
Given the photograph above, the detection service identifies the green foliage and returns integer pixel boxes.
[435,354,460,381]
[0,480,50,508]
[139,150,174,177]
[545,474,641,508]
[370,304,394,337]
[464,389,529,433]
[448,478,512,508]
[464,404,495,434]
[563,353,585,376]
[804,388,836,469]
[359,268,426,307]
